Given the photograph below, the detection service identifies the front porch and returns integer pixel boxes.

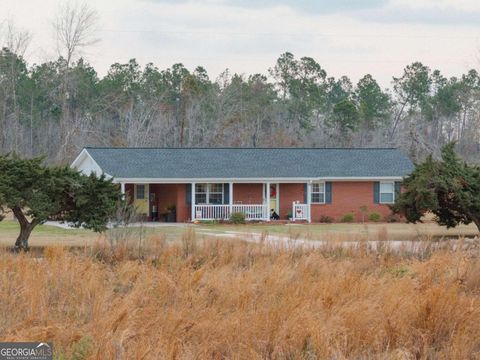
[120,182,312,222]
[193,204,269,221]
[193,203,310,222]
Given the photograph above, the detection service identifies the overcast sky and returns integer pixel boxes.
[2,0,480,87]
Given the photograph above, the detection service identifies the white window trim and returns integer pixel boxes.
[379,181,395,204]
[311,181,326,204]
[195,183,224,205]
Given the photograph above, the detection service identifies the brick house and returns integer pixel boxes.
[71,147,413,223]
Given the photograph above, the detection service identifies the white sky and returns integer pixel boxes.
[2,0,480,87]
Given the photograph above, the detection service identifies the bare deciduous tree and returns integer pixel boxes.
[1,20,32,56]
[52,1,99,162]
[53,1,99,66]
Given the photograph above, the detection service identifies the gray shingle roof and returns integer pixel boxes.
[84,147,414,179]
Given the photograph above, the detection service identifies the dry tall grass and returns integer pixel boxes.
[1,232,480,359]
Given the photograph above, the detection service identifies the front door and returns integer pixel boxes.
[133,184,149,216]
[268,184,279,214]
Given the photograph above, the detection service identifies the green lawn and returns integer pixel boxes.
[0,221,97,247]
[0,220,477,247]
[0,221,90,235]
[0,221,188,247]
[197,222,479,241]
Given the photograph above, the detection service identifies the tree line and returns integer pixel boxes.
[1,5,480,164]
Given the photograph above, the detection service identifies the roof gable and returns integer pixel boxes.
[71,148,105,176]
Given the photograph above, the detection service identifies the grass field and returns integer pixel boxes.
[0,221,98,247]
[0,220,478,248]
[0,221,185,247]
[199,222,479,241]
[1,234,480,359]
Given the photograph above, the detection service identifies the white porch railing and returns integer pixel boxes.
[292,202,310,222]
[194,204,269,221]
[233,204,269,221]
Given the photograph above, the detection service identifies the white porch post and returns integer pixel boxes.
[266,182,271,221]
[191,182,196,221]
[229,182,233,217]
[307,182,312,223]
[120,182,125,198]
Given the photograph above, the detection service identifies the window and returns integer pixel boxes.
[379,182,395,204]
[195,183,224,204]
[208,183,224,204]
[311,182,325,203]
[195,184,207,204]
[135,184,145,200]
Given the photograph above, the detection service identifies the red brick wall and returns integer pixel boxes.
[310,182,393,222]
[152,184,190,222]
[232,183,263,204]
[125,183,191,222]
[278,182,394,222]
[125,184,134,204]
[176,184,190,222]
[279,183,305,219]
[151,184,178,214]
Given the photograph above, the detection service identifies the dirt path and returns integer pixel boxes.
[199,230,479,252]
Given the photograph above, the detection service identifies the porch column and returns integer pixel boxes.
[229,182,233,216]
[120,182,125,197]
[307,182,312,223]
[191,182,196,221]
[266,182,271,221]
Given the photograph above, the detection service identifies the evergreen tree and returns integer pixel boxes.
[393,143,480,231]
[0,154,121,250]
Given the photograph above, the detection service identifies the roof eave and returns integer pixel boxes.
[111,176,406,183]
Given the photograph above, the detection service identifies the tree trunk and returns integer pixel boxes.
[389,98,409,141]
[11,207,36,251]
[14,223,34,251]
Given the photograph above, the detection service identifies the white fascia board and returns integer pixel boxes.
[112,176,404,184]
[70,148,88,169]
[313,176,404,181]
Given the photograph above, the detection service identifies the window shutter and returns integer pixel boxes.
[224,183,230,204]
[304,183,307,203]
[394,181,401,200]
[326,182,332,204]
[186,184,192,205]
[373,182,380,204]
